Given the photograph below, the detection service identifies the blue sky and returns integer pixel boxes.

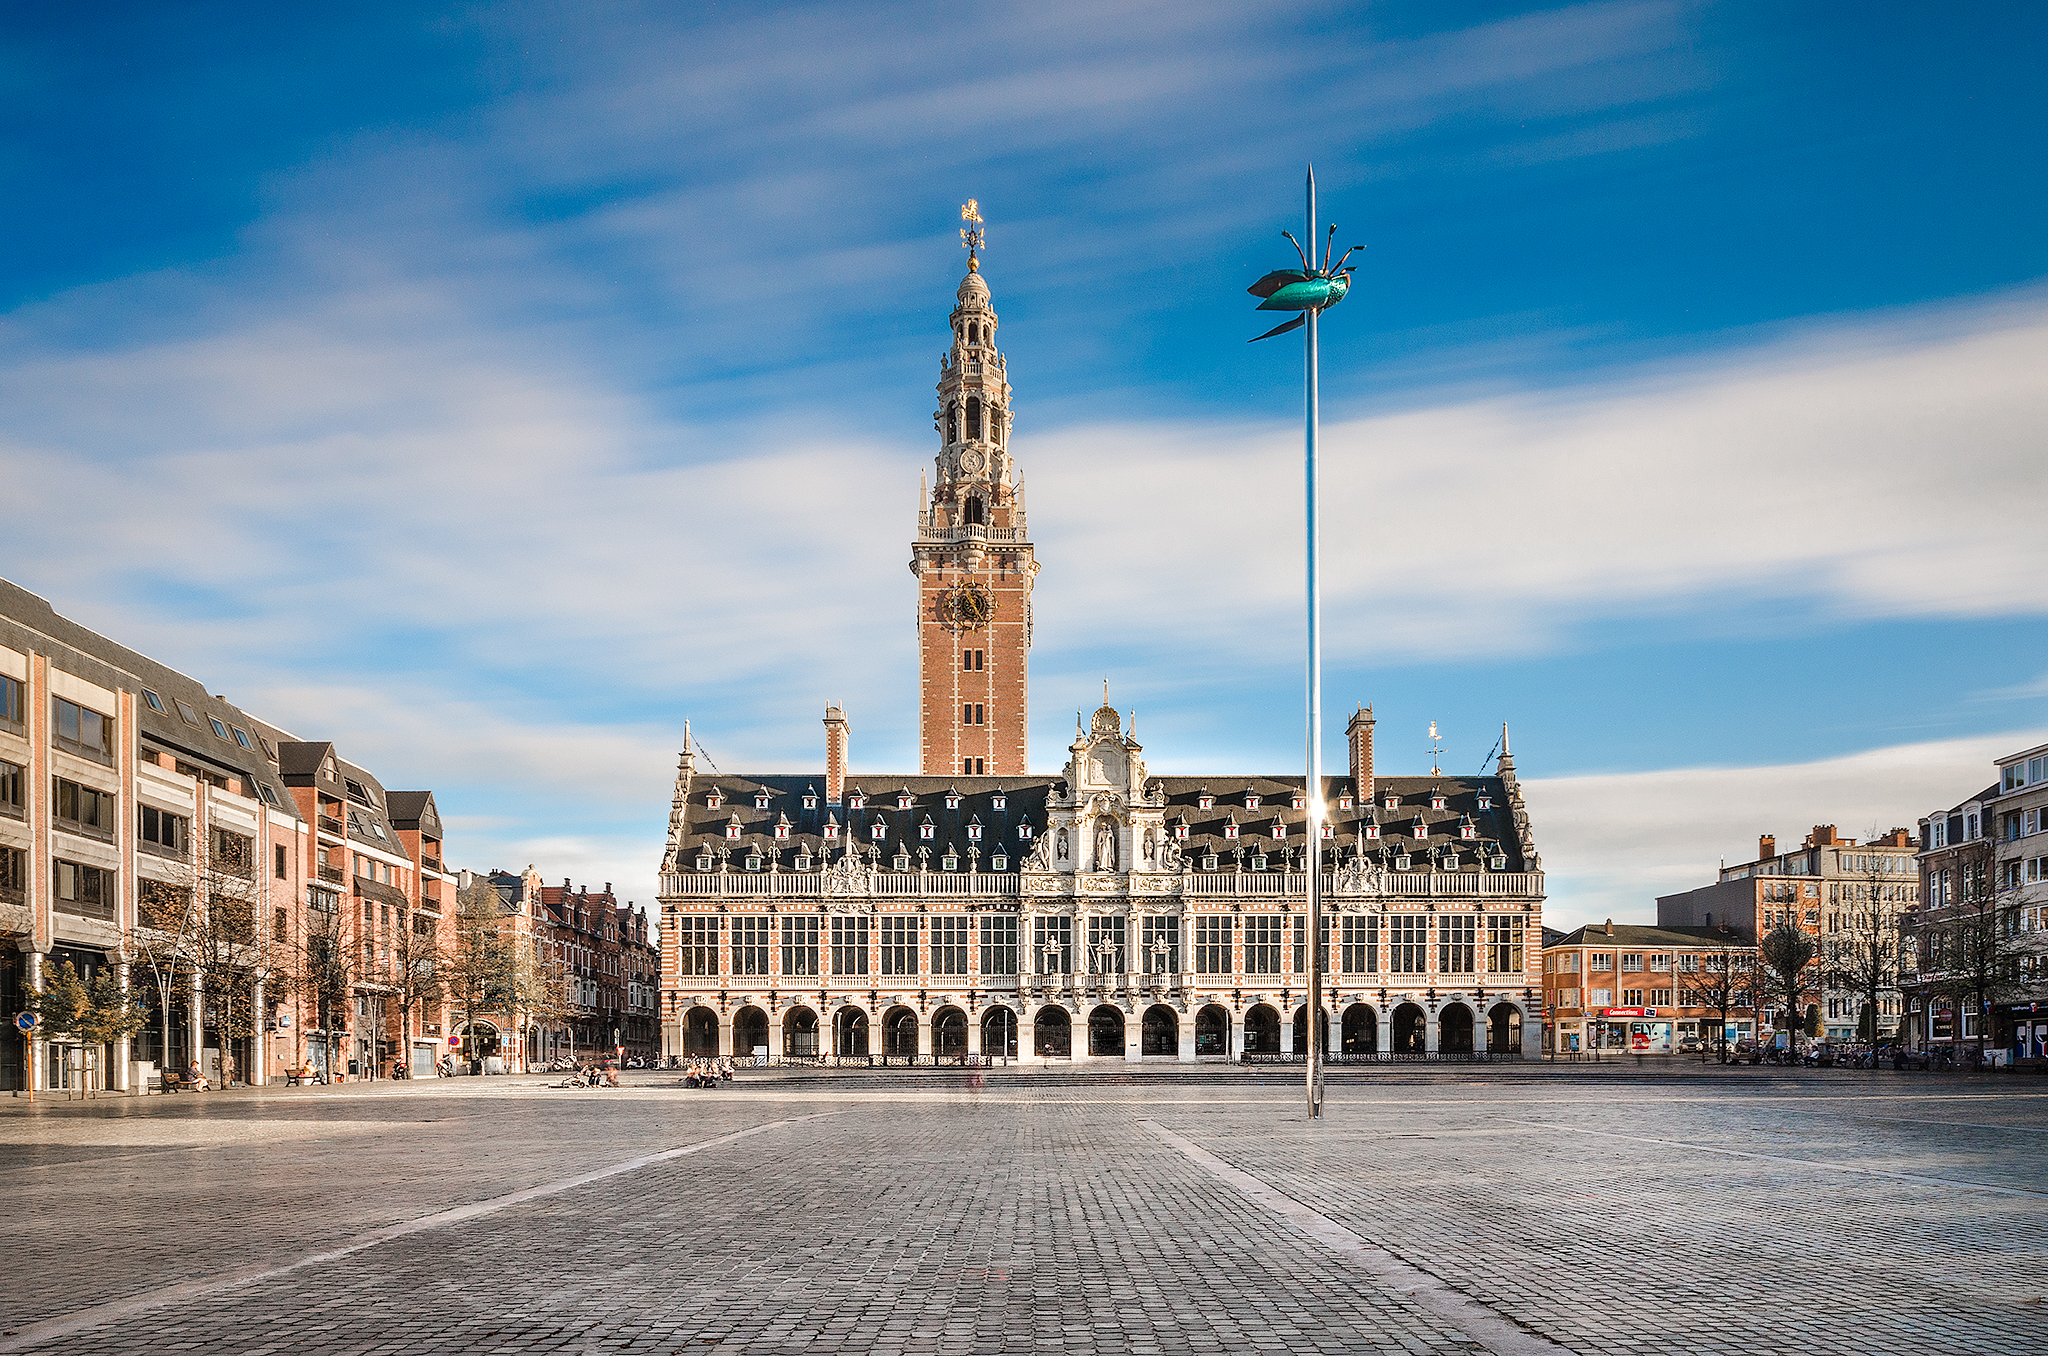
[3,2,2044,924]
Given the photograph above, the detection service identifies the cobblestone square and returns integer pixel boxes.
[1,1066,2043,1356]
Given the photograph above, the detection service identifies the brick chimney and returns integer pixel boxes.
[1803,825,1838,849]
[1758,834,1776,861]
[824,705,850,804]
[1346,704,1376,806]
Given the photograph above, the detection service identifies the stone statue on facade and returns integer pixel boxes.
[1143,827,1158,867]
[1055,826,1070,865]
[1095,819,1118,872]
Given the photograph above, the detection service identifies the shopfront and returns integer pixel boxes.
[2005,1003,2047,1065]
[1594,1007,1674,1054]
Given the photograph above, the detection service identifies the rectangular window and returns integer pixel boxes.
[1650,988,1674,1006]
[1140,915,1180,973]
[0,760,20,816]
[1342,915,1379,973]
[1035,914,1072,974]
[211,827,254,878]
[0,845,22,897]
[980,914,1018,975]
[138,804,188,855]
[0,675,21,727]
[962,649,984,671]
[832,915,870,975]
[1620,953,1644,972]
[1486,915,1525,975]
[1590,952,1614,971]
[53,858,115,920]
[932,916,968,975]
[1439,914,1476,974]
[52,697,115,763]
[1244,915,1281,974]
[1557,987,1581,1009]
[274,843,289,880]
[1086,914,1126,973]
[1590,987,1613,1006]
[677,916,719,976]
[53,777,115,838]
[1390,915,1427,973]
[1622,988,1644,1006]
[733,916,769,975]
[780,915,820,978]
[1677,953,1699,972]
[881,915,919,975]
[1193,915,1232,974]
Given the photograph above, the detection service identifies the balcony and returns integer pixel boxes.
[318,814,345,838]
[318,864,345,885]
[421,855,443,874]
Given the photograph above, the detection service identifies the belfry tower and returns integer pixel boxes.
[911,202,1037,776]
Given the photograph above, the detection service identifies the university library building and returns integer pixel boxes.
[654,253,1547,1064]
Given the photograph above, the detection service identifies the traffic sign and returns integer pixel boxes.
[447,1034,460,1046]
[14,1011,37,1033]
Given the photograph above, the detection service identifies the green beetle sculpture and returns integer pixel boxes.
[1247,225,1363,342]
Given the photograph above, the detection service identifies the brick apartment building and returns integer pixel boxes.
[0,577,463,1091]
[1903,743,2048,1063]
[536,880,660,1064]
[1543,921,1757,1054]
[1658,825,1918,1041]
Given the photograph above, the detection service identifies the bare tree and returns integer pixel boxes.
[1938,842,2016,1068]
[444,878,518,1067]
[1829,851,1906,1048]
[1691,939,1758,1060]
[1759,921,1818,1049]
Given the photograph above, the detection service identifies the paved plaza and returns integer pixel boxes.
[0,1067,2043,1356]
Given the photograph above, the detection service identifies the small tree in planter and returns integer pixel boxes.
[25,960,147,1091]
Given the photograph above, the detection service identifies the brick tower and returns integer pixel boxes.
[911,204,1036,776]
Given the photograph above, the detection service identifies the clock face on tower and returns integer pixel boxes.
[937,581,997,632]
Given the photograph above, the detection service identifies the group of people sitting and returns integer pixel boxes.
[683,1058,732,1089]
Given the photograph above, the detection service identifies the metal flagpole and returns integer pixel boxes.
[1304,167,1325,1120]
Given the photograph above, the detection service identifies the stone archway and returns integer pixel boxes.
[1034,1007,1072,1058]
[1292,1006,1327,1058]
[1341,1003,1378,1055]
[932,1006,968,1059]
[983,1006,1017,1059]
[683,1005,719,1057]
[1392,1003,1426,1054]
[1243,1004,1280,1055]
[881,1005,919,1058]
[1141,1004,1178,1056]
[1195,1004,1231,1057]
[835,1007,869,1057]
[1439,1003,1475,1054]
[1488,1002,1523,1055]
[1088,1005,1126,1057]
[783,1006,819,1058]
[733,1006,769,1058]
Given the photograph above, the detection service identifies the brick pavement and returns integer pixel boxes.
[0,1067,2042,1355]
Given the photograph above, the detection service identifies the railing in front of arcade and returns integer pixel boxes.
[659,870,1545,899]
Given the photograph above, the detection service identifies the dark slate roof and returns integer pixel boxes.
[0,577,299,816]
[675,772,1525,874]
[1549,923,1737,949]
[385,790,440,836]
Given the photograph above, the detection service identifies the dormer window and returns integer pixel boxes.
[1395,853,1412,871]
[942,851,960,871]
[1201,852,1219,871]
[1223,821,1239,840]
[991,853,1008,871]
[849,792,865,810]
[803,790,818,810]
[1018,822,1033,839]
[823,819,839,840]
[967,818,983,841]
[1251,853,1268,871]
[1291,794,1306,811]
[774,818,791,840]
[1244,792,1260,811]
[706,790,723,809]
[755,792,771,809]
[893,850,911,871]
[724,816,742,841]
[1384,793,1398,810]
[898,793,914,810]
[1413,819,1429,840]
[1431,793,1447,810]
[745,853,763,872]
[871,823,887,841]
[794,852,813,871]
[1321,824,1334,839]
[992,795,1006,810]
[1272,821,1288,840]
[1198,792,1214,810]
[1460,820,1477,840]
[1174,822,1189,842]
[1365,824,1380,839]
[1338,794,1353,811]
[1477,793,1493,810]
[1489,853,1508,871]
[695,852,713,872]
[945,790,962,809]
[920,817,936,840]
